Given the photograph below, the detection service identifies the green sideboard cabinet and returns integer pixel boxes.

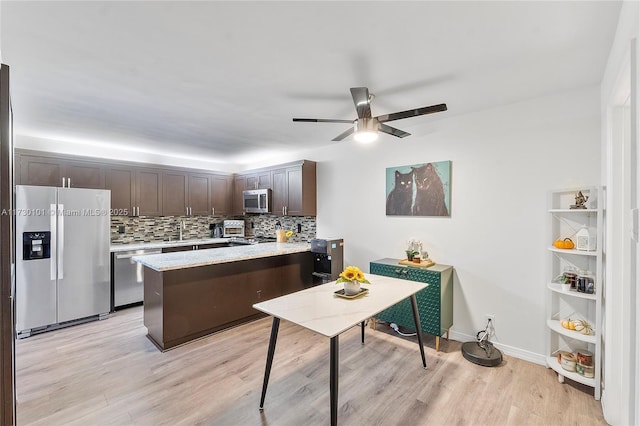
[370,258,453,351]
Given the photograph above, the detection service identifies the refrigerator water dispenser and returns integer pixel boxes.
[22,231,51,260]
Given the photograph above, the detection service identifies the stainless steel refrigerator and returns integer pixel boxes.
[15,185,111,337]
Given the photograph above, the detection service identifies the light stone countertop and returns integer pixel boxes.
[110,238,230,252]
[253,275,428,338]
[131,242,311,272]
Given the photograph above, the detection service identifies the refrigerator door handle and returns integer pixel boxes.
[50,203,57,280]
[58,203,64,279]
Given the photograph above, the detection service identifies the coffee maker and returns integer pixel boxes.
[311,238,344,285]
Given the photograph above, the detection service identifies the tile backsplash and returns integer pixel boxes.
[245,215,316,243]
[110,215,316,244]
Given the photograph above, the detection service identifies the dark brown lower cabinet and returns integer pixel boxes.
[143,252,313,351]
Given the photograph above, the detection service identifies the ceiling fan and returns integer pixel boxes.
[293,87,447,143]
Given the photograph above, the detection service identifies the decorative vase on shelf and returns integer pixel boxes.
[343,280,361,296]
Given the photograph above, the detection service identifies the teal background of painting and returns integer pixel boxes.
[385,160,451,213]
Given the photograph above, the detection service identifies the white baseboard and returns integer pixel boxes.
[448,330,547,366]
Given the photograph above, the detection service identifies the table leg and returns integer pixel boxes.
[330,336,339,426]
[436,336,440,352]
[409,295,427,369]
[361,321,365,345]
[259,317,280,410]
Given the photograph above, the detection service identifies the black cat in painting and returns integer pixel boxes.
[386,170,414,215]
[412,163,449,216]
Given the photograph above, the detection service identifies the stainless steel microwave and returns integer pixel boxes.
[243,188,272,213]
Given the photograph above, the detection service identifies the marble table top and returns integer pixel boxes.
[253,274,428,338]
[132,242,311,272]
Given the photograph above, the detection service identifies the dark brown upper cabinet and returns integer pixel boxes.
[18,154,105,189]
[245,171,272,190]
[210,174,233,216]
[162,171,188,216]
[106,166,163,217]
[271,161,316,216]
[136,169,163,216]
[188,173,210,215]
[105,166,135,215]
[232,175,248,215]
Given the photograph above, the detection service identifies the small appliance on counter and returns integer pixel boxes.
[210,222,224,238]
[223,220,245,238]
[311,238,344,285]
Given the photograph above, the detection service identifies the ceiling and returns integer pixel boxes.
[1,1,622,166]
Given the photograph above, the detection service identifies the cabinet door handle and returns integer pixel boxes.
[394,269,402,274]
[61,177,66,188]
[212,207,215,215]
[402,270,408,275]
[67,178,71,187]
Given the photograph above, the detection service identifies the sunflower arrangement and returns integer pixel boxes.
[336,266,371,284]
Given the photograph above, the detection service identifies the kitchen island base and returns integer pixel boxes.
[144,252,313,351]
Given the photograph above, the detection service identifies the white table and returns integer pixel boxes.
[253,274,429,426]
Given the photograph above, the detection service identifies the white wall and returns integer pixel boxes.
[253,86,601,362]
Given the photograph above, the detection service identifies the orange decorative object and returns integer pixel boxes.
[553,238,575,249]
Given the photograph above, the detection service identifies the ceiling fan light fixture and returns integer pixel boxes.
[354,130,378,143]
[354,118,378,143]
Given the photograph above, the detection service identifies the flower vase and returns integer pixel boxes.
[343,280,361,296]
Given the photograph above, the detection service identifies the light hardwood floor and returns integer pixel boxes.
[15,306,606,425]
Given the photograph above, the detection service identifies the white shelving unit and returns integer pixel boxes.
[546,187,603,400]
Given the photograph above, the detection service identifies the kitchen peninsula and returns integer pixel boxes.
[133,242,313,351]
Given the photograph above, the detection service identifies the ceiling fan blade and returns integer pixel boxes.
[331,127,355,141]
[293,118,354,123]
[376,103,447,123]
[378,123,411,138]
[350,87,372,119]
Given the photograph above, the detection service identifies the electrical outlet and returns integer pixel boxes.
[485,314,495,325]
[484,314,495,338]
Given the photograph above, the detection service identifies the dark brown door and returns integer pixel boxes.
[19,155,63,187]
[271,168,286,216]
[210,174,232,215]
[105,166,135,216]
[162,171,188,216]
[0,63,15,426]
[232,175,247,214]
[136,169,163,216]
[65,160,105,189]
[285,167,303,215]
[245,171,271,190]
[188,173,209,215]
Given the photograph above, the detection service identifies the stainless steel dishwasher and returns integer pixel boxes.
[113,248,161,310]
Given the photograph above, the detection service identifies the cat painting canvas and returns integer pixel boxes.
[386,170,414,215]
[385,161,451,217]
